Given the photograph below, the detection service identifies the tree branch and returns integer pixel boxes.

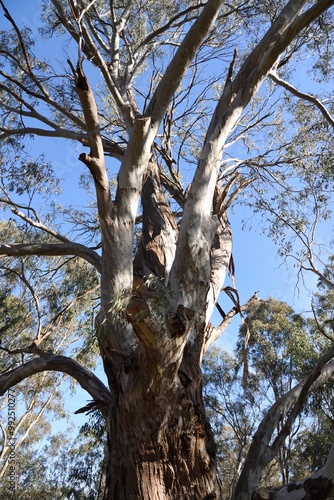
[235,348,334,499]
[51,0,134,131]
[0,355,111,417]
[252,444,334,499]
[138,4,205,50]
[206,0,334,143]
[145,0,225,129]
[74,62,113,221]
[0,126,86,143]
[0,198,72,245]
[204,294,262,353]
[170,0,334,316]
[0,67,86,130]
[269,70,334,128]
[100,115,152,300]
[0,243,102,273]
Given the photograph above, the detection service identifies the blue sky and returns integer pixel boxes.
[1,0,44,31]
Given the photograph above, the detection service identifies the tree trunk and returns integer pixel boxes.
[105,362,219,499]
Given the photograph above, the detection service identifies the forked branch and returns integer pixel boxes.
[269,70,334,128]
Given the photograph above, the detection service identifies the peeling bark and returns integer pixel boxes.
[134,160,178,280]
[75,61,112,221]
[104,322,220,500]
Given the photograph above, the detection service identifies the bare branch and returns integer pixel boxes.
[0,124,85,143]
[0,198,72,244]
[269,70,334,128]
[0,68,86,130]
[138,4,205,50]
[146,0,225,129]
[311,302,334,343]
[75,62,113,220]
[0,243,102,273]
[51,0,134,130]
[0,355,111,417]
[204,293,261,353]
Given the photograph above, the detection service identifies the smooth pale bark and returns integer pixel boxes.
[169,0,334,318]
[146,0,225,127]
[252,444,334,499]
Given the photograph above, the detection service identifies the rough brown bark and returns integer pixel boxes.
[105,351,219,500]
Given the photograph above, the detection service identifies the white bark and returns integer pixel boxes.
[234,353,334,500]
[170,0,334,319]
[146,0,225,129]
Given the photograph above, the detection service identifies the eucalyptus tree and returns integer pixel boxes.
[203,298,334,497]
[234,299,334,490]
[1,0,334,498]
[0,264,73,489]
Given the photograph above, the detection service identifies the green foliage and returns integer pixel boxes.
[236,299,313,397]
[204,289,334,497]
[0,411,106,499]
[203,347,263,498]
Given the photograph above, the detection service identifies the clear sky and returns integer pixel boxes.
[1,0,44,31]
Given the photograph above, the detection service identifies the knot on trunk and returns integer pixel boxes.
[168,305,195,337]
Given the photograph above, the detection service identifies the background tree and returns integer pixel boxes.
[0,415,106,499]
[0,267,69,490]
[204,295,334,499]
[1,0,334,498]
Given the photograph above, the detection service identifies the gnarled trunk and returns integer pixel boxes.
[104,345,220,499]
